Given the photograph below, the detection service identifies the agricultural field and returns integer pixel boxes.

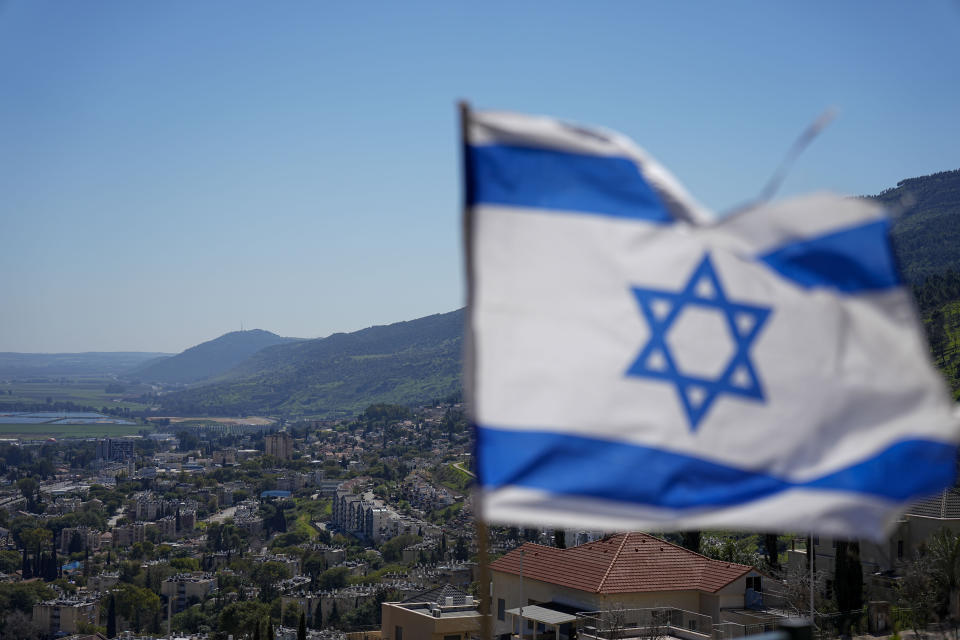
[147,415,274,426]
[0,376,153,411]
[0,422,144,438]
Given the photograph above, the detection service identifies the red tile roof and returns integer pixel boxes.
[489,532,753,594]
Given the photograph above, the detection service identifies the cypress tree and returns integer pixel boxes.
[107,594,117,638]
[764,534,779,570]
[267,619,275,640]
[681,531,701,553]
[253,618,261,640]
[21,547,31,579]
[835,540,864,635]
[51,542,59,580]
[314,601,323,629]
[298,611,307,640]
[69,531,83,554]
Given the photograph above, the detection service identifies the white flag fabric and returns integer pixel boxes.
[464,109,959,540]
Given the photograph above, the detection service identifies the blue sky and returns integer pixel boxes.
[1,1,958,353]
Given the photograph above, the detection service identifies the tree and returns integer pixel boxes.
[115,583,161,633]
[454,535,469,561]
[298,611,307,640]
[898,551,937,637]
[69,531,82,554]
[700,534,761,566]
[17,477,38,502]
[681,531,700,554]
[313,601,323,629]
[554,529,566,549]
[318,566,350,591]
[251,562,291,603]
[21,547,31,579]
[764,534,779,570]
[282,601,302,628]
[0,611,43,640]
[21,527,51,553]
[381,534,419,563]
[106,594,117,638]
[219,601,271,639]
[928,309,949,364]
[834,540,863,635]
[927,528,960,622]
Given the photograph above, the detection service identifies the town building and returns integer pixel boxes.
[265,432,294,460]
[59,526,101,554]
[32,597,100,634]
[96,437,136,461]
[489,532,770,639]
[381,585,481,640]
[112,522,147,547]
[161,572,217,613]
[213,448,237,465]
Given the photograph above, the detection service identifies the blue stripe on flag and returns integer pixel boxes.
[476,425,955,507]
[467,144,673,223]
[758,219,900,292]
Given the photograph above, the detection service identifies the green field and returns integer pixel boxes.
[0,423,145,438]
[0,376,152,411]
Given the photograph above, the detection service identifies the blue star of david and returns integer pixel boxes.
[626,253,772,431]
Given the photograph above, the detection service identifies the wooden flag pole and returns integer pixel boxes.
[459,99,493,640]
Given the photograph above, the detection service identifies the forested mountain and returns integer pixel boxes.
[128,329,302,384]
[157,310,463,417]
[155,169,960,414]
[881,169,960,284]
[0,352,170,378]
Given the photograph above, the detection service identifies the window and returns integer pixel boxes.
[498,599,505,621]
[746,576,762,592]
[395,626,403,640]
[898,540,904,559]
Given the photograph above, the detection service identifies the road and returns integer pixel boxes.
[204,505,237,524]
[107,506,124,528]
[451,461,476,478]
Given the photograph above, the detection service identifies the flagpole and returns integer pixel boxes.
[459,99,493,640]
[809,533,815,631]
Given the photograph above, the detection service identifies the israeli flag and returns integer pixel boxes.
[464,109,960,539]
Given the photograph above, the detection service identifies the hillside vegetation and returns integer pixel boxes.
[129,329,302,384]
[157,310,463,417]
[881,169,960,284]
[156,169,960,415]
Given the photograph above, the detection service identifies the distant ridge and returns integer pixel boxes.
[129,329,302,384]
[152,169,960,417]
[158,310,463,417]
[0,352,170,378]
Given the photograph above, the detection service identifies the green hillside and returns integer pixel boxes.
[129,329,302,384]
[157,310,463,417]
[155,169,960,417]
[880,169,960,284]
[880,169,960,397]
